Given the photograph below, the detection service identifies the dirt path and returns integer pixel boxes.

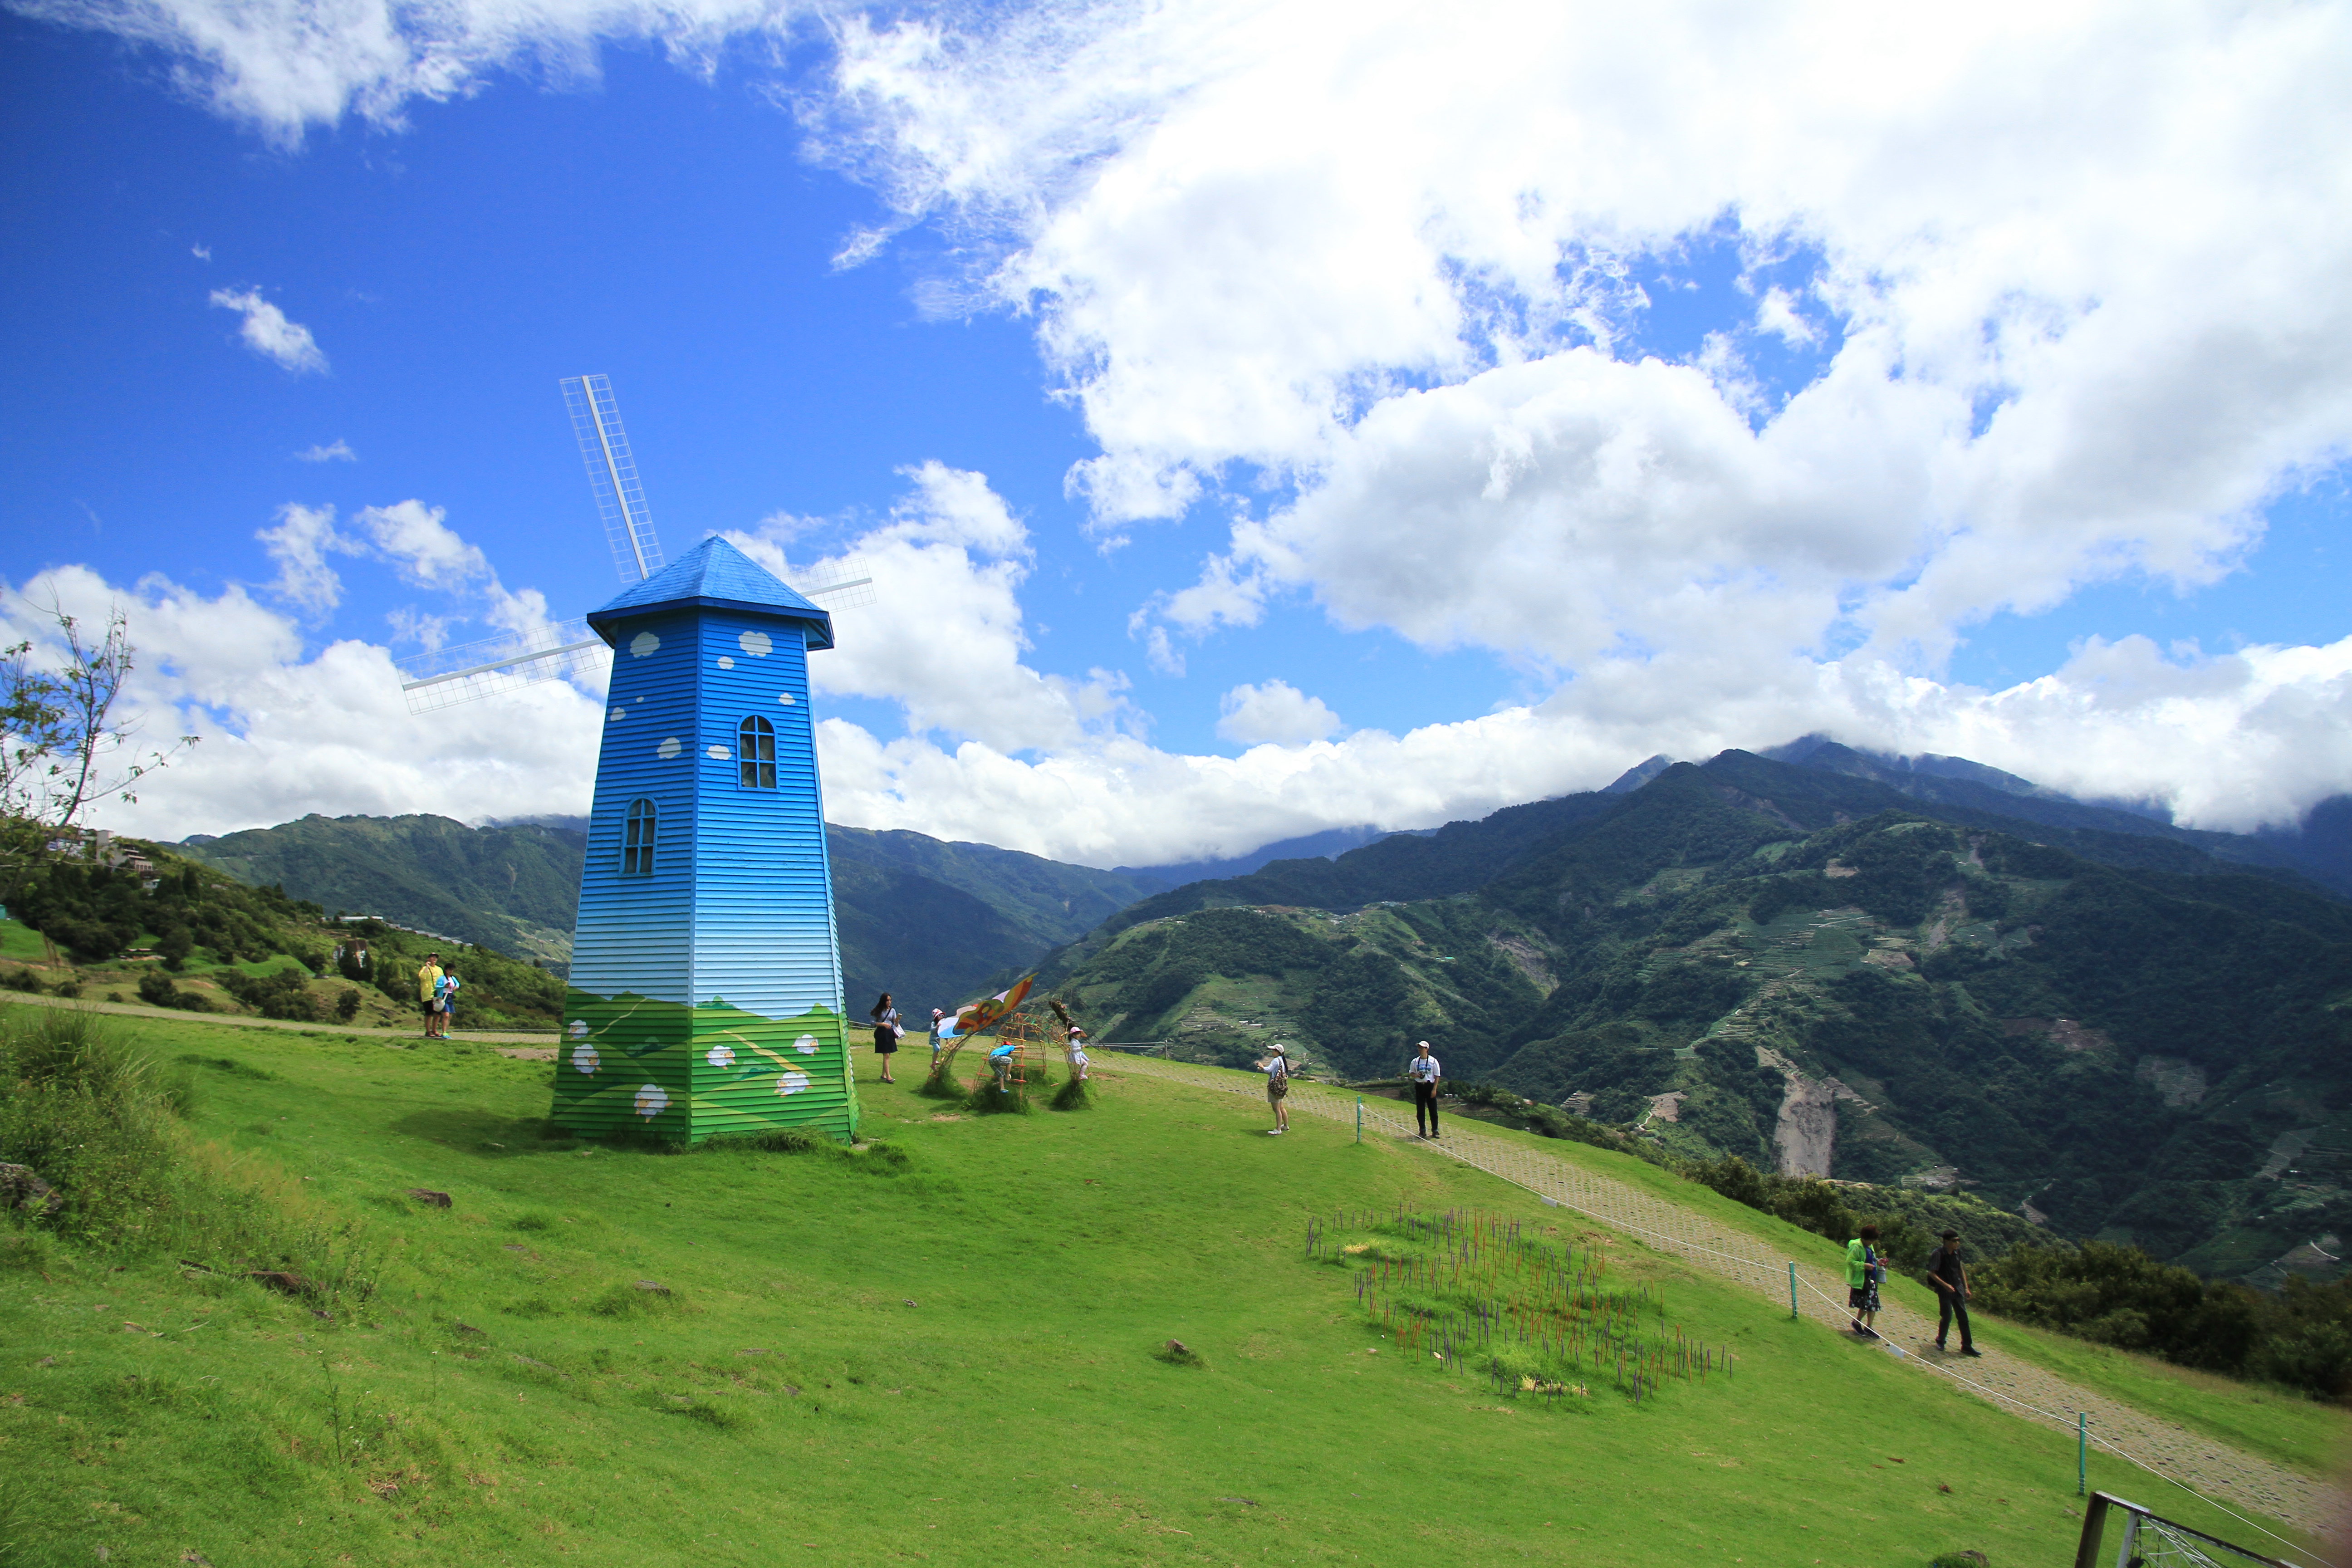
[1099,1053,2338,1539]
[0,990,554,1047]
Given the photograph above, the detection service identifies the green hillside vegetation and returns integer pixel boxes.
[3,1002,2336,1567]
[178,813,1157,1014]
[0,839,564,1031]
[1039,753,2352,1285]
[182,816,585,966]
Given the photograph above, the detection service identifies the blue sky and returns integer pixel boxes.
[4,2,2348,862]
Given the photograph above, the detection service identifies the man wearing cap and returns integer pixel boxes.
[1927,1231,1980,1356]
[1259,1044,1290,1135]
[1406,1041,1442,1139]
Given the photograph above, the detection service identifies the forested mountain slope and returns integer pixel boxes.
[1766,736,2352,895]
[1041,753,2352,1277]
[182,815,584,963]
[180,814,1156,1015]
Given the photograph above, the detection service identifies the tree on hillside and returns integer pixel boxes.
[0,600,196,844]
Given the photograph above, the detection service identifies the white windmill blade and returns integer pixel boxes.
[395,617,608,715]
[792,553,878,610]
[560,373,665,584]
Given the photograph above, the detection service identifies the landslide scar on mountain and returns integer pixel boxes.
[1757,1046,1868,1178]
[1487,934,1556,995]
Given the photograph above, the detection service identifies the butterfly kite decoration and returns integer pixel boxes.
[957,974,1035,1035]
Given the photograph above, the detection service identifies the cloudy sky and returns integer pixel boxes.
[4,0,2349,866]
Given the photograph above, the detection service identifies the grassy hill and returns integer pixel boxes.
[1039,753,2352,1278]
[179,815,1161,1015]
[0,840,564,1032]
[3,1002,2336,1566]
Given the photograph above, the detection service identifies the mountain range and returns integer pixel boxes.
[175,747,2352,1278]
[176,814,1157,1016]
[1032,750,2352,1280]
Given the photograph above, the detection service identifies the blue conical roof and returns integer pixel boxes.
[586,536,834,652]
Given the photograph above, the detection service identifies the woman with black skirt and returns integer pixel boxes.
[869,992,902,1083]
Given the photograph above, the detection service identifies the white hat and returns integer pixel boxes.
[1416,1040,1431,1049]
[1268,1043,1286,1054]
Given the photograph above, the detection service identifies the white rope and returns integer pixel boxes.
[1102,1052,2338,1560]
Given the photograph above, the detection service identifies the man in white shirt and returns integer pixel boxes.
[1407,1041,1442,1138]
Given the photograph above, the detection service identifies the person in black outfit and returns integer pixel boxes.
[1406,1041,1442,1138]
[1927,1230,1980,1356]
[869,992,901,1084]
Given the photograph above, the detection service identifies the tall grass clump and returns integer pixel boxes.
[0,1007,186,1240]
[965,1075,1030,1115]
[0,1009,377,1305]
[918,1039,973,1100]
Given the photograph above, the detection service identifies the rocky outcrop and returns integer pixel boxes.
[0,1163,61,1219]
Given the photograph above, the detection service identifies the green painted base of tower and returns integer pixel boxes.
[551,988,859,1144]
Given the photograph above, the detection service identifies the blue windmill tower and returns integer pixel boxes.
[393,376,873,1143]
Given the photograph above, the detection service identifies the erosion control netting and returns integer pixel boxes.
[1307,1205,1734,1406]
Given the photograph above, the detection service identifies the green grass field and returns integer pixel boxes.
[0,1004,2337,1566]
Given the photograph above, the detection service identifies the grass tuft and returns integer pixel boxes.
[677,1398,748,1431]
[965,1078,1029,1115]
[175,1054,279,1081]
[1153,1338,1207,1368]
[701,1127,820,1155]
[591,1280,686,1317]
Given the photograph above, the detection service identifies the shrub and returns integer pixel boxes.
[137,971,211,1012]
[335,987,362,1022]
[1,968,42,994]
[217,967,319,1022]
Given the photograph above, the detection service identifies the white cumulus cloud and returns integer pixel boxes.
[358,499,490,588]
[818,0,2352,704]
[295,439,356,462]
[726,461,1133,754]
[208,286,328,373]
[0,565,602,839]
[17,0,809,141]
[1217,680,1340,747]
[254,501,358,613]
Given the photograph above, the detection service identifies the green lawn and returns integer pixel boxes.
[0,919,48,964]
[0,1004,2331,1567]
[1437,1092,2352,1481]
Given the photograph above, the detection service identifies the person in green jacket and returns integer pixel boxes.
[1845,1225,1884,1340]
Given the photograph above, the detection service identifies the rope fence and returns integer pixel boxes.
[1098,1049,2341,1560]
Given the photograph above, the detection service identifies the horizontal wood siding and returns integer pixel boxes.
[555,603,855,1143]
[551,989,693,1139]
[571,609,696,1008]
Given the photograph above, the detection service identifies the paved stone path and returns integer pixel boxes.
[1099,1052,2337,1540]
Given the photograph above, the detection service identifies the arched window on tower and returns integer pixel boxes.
[738,715,777,790]
[622,799,657,876]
